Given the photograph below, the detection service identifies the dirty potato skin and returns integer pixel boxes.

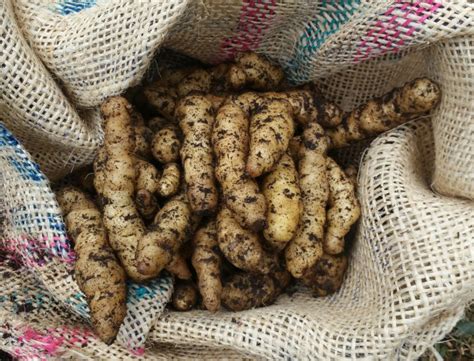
[324,157,360,255]
[147,116,170,133]
[231,52,284,91]
[99,97,152,282]
[157,163,181,198]
[57,187,126,345]
[285,122,329,278]
[326,78,441,148]
[246,97,295,178]
[263,153,302,251]
[176,95,218,215]
[135,158,161,194]
[217,207,274,274]
[192,220,222,312]
[221,263,291,311]
[166,251,192,280]
[143,83,178,121]
[172,280,198,311]
[176,69,212,98]
[301,253,348,297]
[135,158,161,219]
[151,126,181,164]
[213,101,267,231]
[136,193,193,277]
[134,126,153,158]
[135,189,158,220]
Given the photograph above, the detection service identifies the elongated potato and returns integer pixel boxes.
[285,123,328,278]
[326,78,441,148]
[213,101,266,231]
[57,187,126,344]
[217,207,274,273]
[325,157,360,255]
[136,193,193,277]
[99,97,152,282]
[263,153,302,250]
[246,97,294,177]
[192,220,222,312]
[176,95,218,215]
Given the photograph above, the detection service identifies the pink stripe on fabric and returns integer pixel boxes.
[0,234,75,266]
[14,326,94,359]
[354,0,442,63]
[216,0,277,63]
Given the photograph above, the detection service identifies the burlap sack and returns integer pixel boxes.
[1,0,473,359]
[0,123,174,353]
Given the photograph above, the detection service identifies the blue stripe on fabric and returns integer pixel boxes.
[56,0,97,15]
[287,0,361,82]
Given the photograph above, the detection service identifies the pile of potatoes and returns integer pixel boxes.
[57,52,441,344]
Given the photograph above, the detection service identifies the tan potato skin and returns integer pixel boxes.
[135,158,160,219]
[136,193,193,277]
[285,123,328,278]
[99,97,152,282]
[325,157,360,255]
[246,97,294,177]
[172,281,198,311]
[143,84,177,121]
[176,95,218,215]
[263,153,302,250]
[233,52,284,91]
[327,78,441,148]
[134,126,153,158]
[176,69,212,98]
[158,163,180,198]
[135,158,160,194]
[165,252,192,280]
[301,253,348,297]
[57,187,126,345]
[216,207,273,274]
[192,220,222,312]
[213,101,267,231]
[221,264,291,311]
[151,126,181,164]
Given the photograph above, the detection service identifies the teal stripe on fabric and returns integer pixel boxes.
[299,0,361,55]
[286,0,361,82]
[56,0,96,15]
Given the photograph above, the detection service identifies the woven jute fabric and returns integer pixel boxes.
[429,34,474,200]
[1,0,473,359]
